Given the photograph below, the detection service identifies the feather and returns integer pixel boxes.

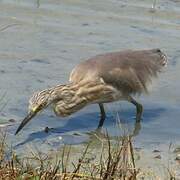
[69,49,167,95]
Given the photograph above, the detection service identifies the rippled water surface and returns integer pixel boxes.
[0,0,180,153]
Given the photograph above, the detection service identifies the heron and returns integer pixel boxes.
[15,49,167,135]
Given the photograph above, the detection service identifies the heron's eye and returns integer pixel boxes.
[39,102,47,109]
[39,104,44,109]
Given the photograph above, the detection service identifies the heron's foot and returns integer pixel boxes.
[136,104,143,122]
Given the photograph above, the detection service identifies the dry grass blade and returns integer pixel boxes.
[103,133,137,180]
[0,130,7,163]
[0,128,178,179]
[102,131,112,180]
[71,143,90,179]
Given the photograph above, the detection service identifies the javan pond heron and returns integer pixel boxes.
[15,49,167,135]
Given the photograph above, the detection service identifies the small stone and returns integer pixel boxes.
[73,132,81,136]
[154,155,161,159]
[82,23,89,26]
[8,119,16,123]
[153,150,161,153]
[44,127,49,133]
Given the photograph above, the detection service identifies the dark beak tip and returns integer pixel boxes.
[15,125,23,135]
[15,111,36,135]
[15,129,20,135]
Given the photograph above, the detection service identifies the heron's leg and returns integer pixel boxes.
[97,103,106,128]
[128,96,143,122]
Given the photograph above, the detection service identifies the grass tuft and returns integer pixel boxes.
[0,129,140,180]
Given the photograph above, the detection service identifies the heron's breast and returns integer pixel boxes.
[90,84,125,103]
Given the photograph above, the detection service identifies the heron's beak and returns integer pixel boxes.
[15,108,39,135]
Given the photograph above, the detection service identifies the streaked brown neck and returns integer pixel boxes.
[49,80,116,116]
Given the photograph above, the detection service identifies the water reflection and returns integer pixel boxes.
[1,0,180,154]
[36,0,40,8]
[13,106,165,151]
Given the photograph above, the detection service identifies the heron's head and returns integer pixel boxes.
[15,89,52,135]
[28,90,51,113]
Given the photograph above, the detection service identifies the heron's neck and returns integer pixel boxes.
[49,80,115,116]
[47,83,75,103]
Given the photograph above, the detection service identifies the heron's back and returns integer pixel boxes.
[69,49,167,95]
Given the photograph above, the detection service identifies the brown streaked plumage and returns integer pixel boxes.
[15,49,167,135]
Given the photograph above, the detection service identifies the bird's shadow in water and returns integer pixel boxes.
[14,106,166,148]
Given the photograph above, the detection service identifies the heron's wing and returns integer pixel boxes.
[69,59,99,83]
[98,49,167,95]
[69,49,167,95]
[100,65,149,95]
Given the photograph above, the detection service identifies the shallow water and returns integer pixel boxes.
[0,0,180,154]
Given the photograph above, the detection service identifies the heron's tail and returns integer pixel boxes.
[132,49,168,94]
